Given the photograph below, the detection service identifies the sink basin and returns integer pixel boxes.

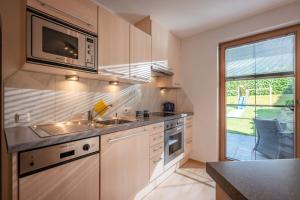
[95,119,133,126]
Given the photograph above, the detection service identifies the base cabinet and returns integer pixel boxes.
[100,127,150,200]
[19,154,99,200]
[181,116,193,165]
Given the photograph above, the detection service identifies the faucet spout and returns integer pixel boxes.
[88,104,113,122]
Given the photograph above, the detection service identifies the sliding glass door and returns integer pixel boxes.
[219,26,300,161]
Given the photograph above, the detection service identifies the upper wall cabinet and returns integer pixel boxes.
[151,20,169,68]
[165,32,182,87]
[27,0,98,34]
[135,17,182,88]
[136,17,169,69]
[130,25,152,83]
[98,5,130,80]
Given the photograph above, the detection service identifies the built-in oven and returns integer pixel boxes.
[164,117,184,164]
[27,8,98,73]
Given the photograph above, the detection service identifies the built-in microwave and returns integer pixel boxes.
[27,8,98,73]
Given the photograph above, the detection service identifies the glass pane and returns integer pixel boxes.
[255,77,294,106]
[43,27,78,59]
[226,80,255,105]
[226,105,255,119]
[226,35,295,78]
[224,34,295,161]
[226,118,256,160]
[254,106,294,159]
[169,133,182,154]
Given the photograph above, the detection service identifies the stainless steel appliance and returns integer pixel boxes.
[19,136,99,176]
[164,117,184,164]
[27,8,98,72]
[19,137,100,200]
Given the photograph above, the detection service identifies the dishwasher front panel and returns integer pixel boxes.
[19,153,99,200]
[19,137,99,177]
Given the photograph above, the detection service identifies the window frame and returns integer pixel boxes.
[219,25,300,161]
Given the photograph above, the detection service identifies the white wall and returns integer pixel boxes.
[181,1,300,162]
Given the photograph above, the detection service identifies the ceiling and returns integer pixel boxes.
[96,0,297,38]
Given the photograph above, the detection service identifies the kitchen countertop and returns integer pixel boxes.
[206,159,300,200]
[5,112,193,153]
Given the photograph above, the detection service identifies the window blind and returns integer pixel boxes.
[225,34,295,80]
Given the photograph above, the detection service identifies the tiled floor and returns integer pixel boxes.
[226,132,268,160]
[144,160,215,200]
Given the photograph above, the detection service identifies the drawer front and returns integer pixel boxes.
[149,153,164,182]
[146,122,164,135]
[150,142,164,158]
[149,132,164,147]
[101,126,146,153]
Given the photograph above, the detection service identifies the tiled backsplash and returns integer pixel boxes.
[4,71,193,128]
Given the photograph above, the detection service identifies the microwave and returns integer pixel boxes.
[27,8,98,73]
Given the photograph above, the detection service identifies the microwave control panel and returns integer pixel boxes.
[85,37,96,68]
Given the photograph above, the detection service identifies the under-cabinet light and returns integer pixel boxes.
[65,75,79,81]
[109,81,119,85]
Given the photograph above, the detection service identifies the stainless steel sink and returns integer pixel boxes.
[31,119,134,138]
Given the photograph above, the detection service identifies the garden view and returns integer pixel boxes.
[226,77,294,136]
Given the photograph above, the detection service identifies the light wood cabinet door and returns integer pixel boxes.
[27,0,98,34]
[151,20,169,65]
[135,17,182,87]
[98,5,130,79]
[130,25,151,82]
[149,152,164,182]
[19,154,99,200]
[168,32,182,87]
[101,129,150,200]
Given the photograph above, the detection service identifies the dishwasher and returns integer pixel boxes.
[18,137,100,200]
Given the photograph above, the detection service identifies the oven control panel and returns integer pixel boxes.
[164,117,184,130]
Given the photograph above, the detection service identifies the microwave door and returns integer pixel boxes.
[31,16,86,67]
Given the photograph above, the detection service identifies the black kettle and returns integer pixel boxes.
[163,102,175,113]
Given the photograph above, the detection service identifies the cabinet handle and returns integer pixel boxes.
[186,140,192,144]
[108,132,147,143]
[153,146,163,152]
[36,0,93,27]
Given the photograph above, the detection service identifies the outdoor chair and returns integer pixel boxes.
[254,119,294,159]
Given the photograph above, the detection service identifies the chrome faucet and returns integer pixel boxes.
[88,104,113,122]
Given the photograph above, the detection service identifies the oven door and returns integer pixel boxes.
[164,125,184,165]
[29,13,86,68]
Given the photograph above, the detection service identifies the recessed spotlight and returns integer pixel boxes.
[65,75,79,81]
[160,88,167,93]
[109,81,119,85]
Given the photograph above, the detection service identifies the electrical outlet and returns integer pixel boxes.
[123,107,131,114]
[15,113,31,123]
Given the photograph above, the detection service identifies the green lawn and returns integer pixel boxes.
[226,105,282,136]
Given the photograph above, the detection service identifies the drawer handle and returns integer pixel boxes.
[186,140,192,144]
[152,158,162,164]
[36,0,93,27]
[153,136,163,141]
[108,132,147,143]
